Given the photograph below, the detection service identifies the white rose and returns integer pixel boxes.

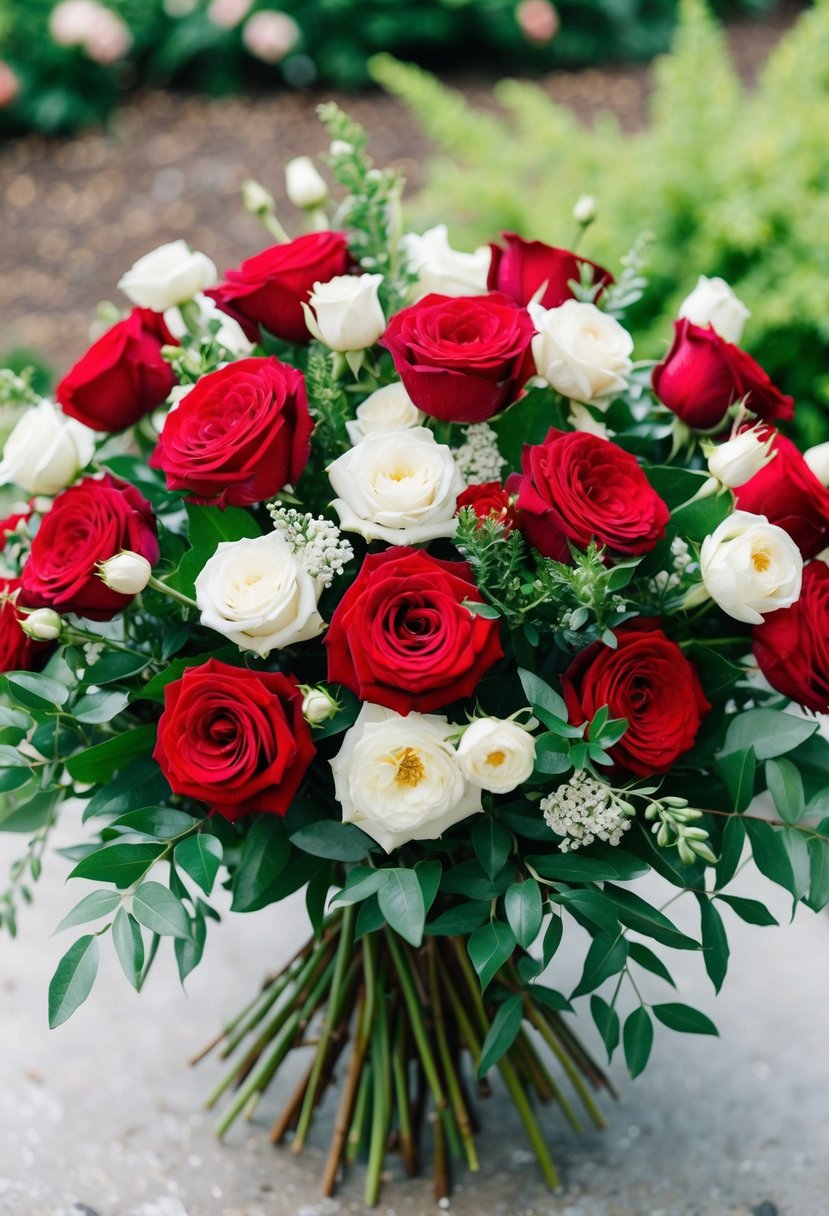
[328,427,464,545]
[457,719,536,794]
[98,551,152,595]
[345,382,425,445]
[118,240,217,312]
[0,399,95,496]
[678,275,750,346]
[19,608,62,642]
[401,225,491,299]
[530,300,633,407]
[707,426,775,488]
[285,156,328,209]
[163,293,253,357]
[301,685,339,726]
[572,194,597,225]
[804,441,829,487]
[700,510,802,625]
[302,274,386,352]
[330,703,482,853]
[195,533,323,657]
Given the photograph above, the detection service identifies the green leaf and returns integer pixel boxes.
[627,942,676,988]
[175,908,207,982]
[527,848,649,883]
[697,895,729,993]
[765,758,805,825]
[332,867,390,906]
[0,787,60,833]
[112,907,144,989]
[440,860,511,901]
[0,743,32,768]
[425,902,489,936]
[66,726,157,783]
[378,869,425,948]
[805,837,829,913]
[355,893,386,939]
[716,894,779,926]
[590,993,620,1060]
[715,815,746,889]
[290,819,374,862]
[652,1002,718,1036]
[173,504,262,597]
[505,879,543,949]
[744,818,797,898]
[471,817,512,881]
[0,767,34,793]
[477,995,523,1078]
[5,671,69,710]
[571,934,628,998]
[540,914,563,967]
[529,984,572,1012]
[644,465,710,509]
[468,920,516,992]
[623,1007,653,1078]
[69,842,165,889]
[723,710,817,762]
[231,818,291,912]
[48,935,99,1027]
[54,890,121,933]
[603,884,699,950]
[415,860,442,914]
[671,489,732,542]
[71,689,130,725]
[717,746,756,813]
[131,882,191,939]
[111,808,198,840]
[779,826,811,901]
[174,835,223,895]
[82,759,169,821]
[84,650,151,685]
[517,668,567,719]
[0,706,30,731]
[552,888,620,936]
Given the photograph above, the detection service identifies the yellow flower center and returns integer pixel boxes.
[486,750,507,768]
[752,548,771,573]
[394,747,425,787]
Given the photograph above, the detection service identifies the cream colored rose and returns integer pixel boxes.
[19,608,62,641]
[330,704,482,853]
[301,685,339,726]
[457,718,536,794]
[707,426,775,489]
[285,156,328,209]
[118,240,217,312]
[98,551,152,595]
[163,293,253,357]
[401,225,490,299]
[0,399,95,496]
[700,510,802,625]
[302,274,386,352]
[345,382,425,445]
[679,276,750,346]
[195,533,323,657]
[529,300,632,407]
[328,427,464,545]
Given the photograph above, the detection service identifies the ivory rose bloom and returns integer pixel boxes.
[707,426,775,489]
[118,240,217,312]
[345,382,424,445]
[0,399,95,496]
[328,427,464,545]
[679,276,750,346]
[303,274,385,352]
[699,510,802,625]
[330,704,482,852]
[401,225,490,298]
[457,718,536,794]
[530,300,632,406]
[195,533,323,657]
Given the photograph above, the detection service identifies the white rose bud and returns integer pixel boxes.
[328,427,464,545]
[707,426,775,488]
[118,240,217,312]
[345,382,425,445]
[163,293,254,357]
[699,510,802,625]
[457,718,536,794]
[19,608,62,641]
[0,399,95,496]
[401,225,490,299]
[241,177,276,216]
[301,685,339,726]
[572,194,597,225]
[195,533,323,657]
[330,704,483,853]
[302,274,386,352]
[285,156,328,209]
[678,275,750,346]
[530,300,633,407]
[99,551,153,596]
[804,441,829,487]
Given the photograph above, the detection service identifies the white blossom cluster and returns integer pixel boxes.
[541,770,634,851]
[267,504,354,586]
[452,423,505,484]
[649,535,694,594]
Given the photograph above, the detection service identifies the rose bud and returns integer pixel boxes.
[804,441,829,486]
[457,718,536,794]
[19,608,62,641]
[285,156,328,210]
[301,685,340,726]
[488,233,613,310]
[0,399,95,496]
[706,425,775,489]
[118,241,217,313]
[678,275,750,346]
[302,273,385,352]
[572,194,597,226]
[98,551,153,596]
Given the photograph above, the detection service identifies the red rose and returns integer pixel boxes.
[153,658,315,822]
[735,431,829,559]
[754,561,829,714]
[207,232,351,345]
[56,308,176,432]
[21,474,159,621]
[0,578,49,673]
[325,547,503,715]
[652,320,794,430]
[506,429,669,561]
[380,292,535,423]
[456,481,518,532]
[562,622,710,776]
[150,357,312,508]
[487,233,612,309]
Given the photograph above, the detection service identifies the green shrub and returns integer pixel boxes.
[373,0,829,446]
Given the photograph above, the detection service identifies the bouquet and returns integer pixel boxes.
[2,106,829,1206]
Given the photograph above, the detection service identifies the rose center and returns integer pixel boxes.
[486,750,507,767]
[752,549,771,573]
[394,747,426,787]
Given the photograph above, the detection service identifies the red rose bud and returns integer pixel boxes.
[207,231,351,345]
[652,319,794,431]
[21,474,159,621]
[56,308,177,432]
[380,292,535,423]
[153,659,315,822]
[506,428,669,562]
[562,622,710,777]
[0,578,51,673]
[487,233,612,309]
[456,481,518,532]
[150,356,312,508]
[325,547,503,715]
[754,560,829,715]
[736,430,829,559]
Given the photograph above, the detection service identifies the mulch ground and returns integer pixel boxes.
[0,5,800,376]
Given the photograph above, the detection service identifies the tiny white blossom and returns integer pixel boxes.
[541,771,634,851]
[267,505,354,586]
[453,423,505,484]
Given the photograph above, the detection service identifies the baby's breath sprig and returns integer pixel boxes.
[541,770,635,852]
[267,503,354,586]
[452,423,505,484]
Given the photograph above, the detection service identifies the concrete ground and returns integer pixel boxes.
[2,805,829,1216]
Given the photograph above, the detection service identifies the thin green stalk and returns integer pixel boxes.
[524,1003,606,1130]
[347,1063,372,1164]
[392,1016,416,1177]
[365,966,390,1208]
[426,941,479,1173]
[514,1029,583,1133]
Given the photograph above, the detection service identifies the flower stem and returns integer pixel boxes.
[426,940,479,1173]
[146,574,199,611]
[365,963,390,1208]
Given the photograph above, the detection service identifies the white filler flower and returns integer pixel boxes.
[530,300,633,407]
[541,771,633,851]
[700,510,802,625]
[401,225,491,299]
[457,718,536,794]
[345,382,425,445]
[678,275,750,345]
[0,399,95,496]
[331,704,482,853]
[118,240,217,312]
[303,273,386,352]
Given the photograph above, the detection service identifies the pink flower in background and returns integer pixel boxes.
[0,62,20,108]
[49,0,132,63]
[517,0,560,43]
[242,10,300,63]
[207,0,253,30]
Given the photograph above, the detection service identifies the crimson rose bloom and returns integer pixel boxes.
[153,659,315,822]
[325,548,503,715]
[754,561,829,714]
[456,481,518,532]
[652,320,794,430]
[0,578,49,673]
[150,357,312,507]
[562,623,710,776]
[56,308,176,432]
[488,233,613,309]
[380,292,535,423]
[22,474,159,621]
[736,431,829,559]
[208,232,351,344]
[506,429,669,561]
